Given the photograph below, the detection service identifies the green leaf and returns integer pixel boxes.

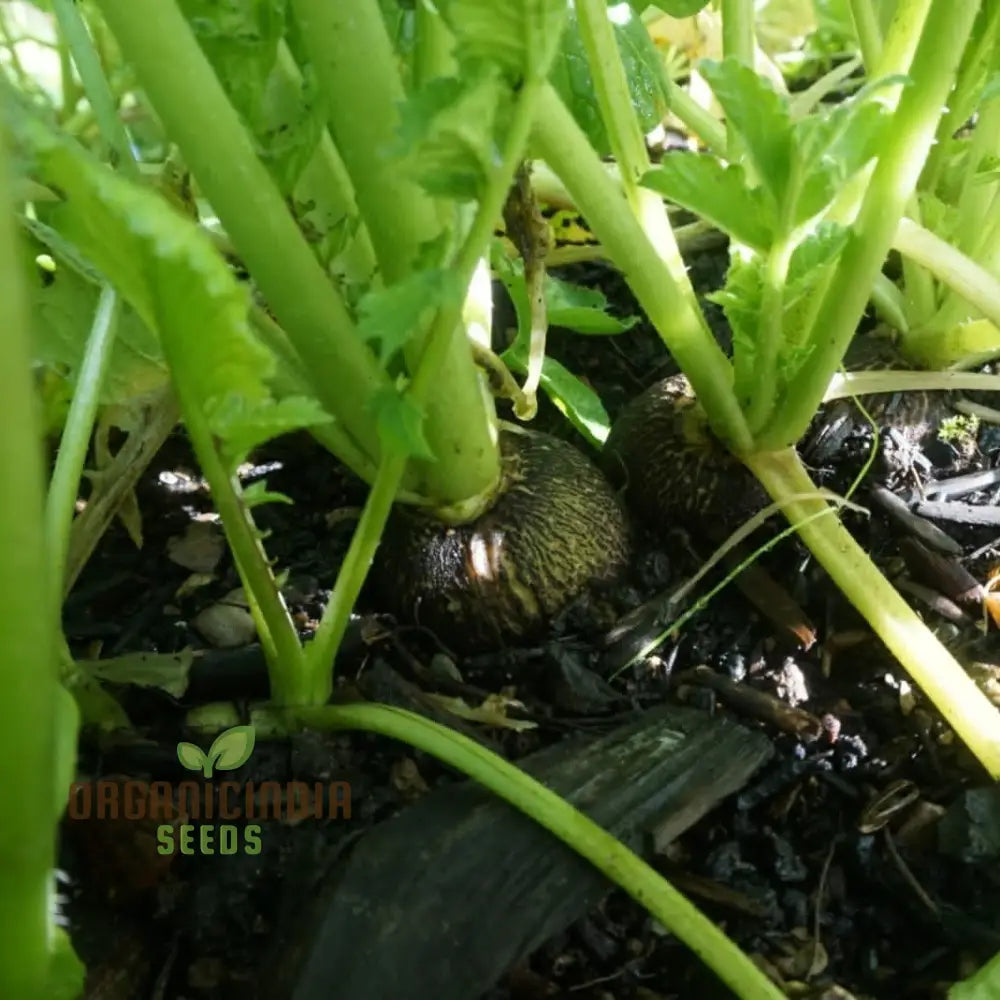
[795,90,894,222]
[503,345,611,446]
[784,222,849,300]
[205,392,332,469]
[77,649,196,699]
[357,268,464,364]
[642,155,774,250]
[699,58,794,208]
[395,72,503,201]
[243,479,294,508]
[707,252,762,405]
[439,0,567,80]
[370,386,436,460]
[177,741,208,772]
[178,0,320,192]
[178,0,286,127]
[538,357,611,445]
[949,949,1000,999]
[19,224,168,408]
[209,724,256,770]
[545,274,639,334]
[257,64,325,195]
[550,4,667,157]
[7,104,327,472]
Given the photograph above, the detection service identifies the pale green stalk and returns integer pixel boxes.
[720,0,755,166]
[747,450,1000,779]
[44,286,120,594]
[304,71,553,696]
[825,369,1000,400]
[574,0,695,297]
[0,120,58,1000]
[848,0,884,69]
[893,217,1000,332]
[94,0,388,472]
[289,0,500,507]
[532,83,752,453]
[286,702,786,1000]
[52,0,137,177]
[759,0,981,449]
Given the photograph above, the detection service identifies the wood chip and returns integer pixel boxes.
[914,500,1000,527]
[869,487,962,554]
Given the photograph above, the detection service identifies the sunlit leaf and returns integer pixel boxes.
[370,386,436,460]
[699,58,793,208]
[642,155,773,250]
[206,393,332,469]
[439,0,567,79]
[784,222,849,300]
[546,274,639,334]
[357,268,464,364]
[537,357,612,446]
[502,341,611,446]
[795,93,893,222]
[550,4,666,157]
[395,71,503,201]
[178,0,320,192]
[7,103,327,472]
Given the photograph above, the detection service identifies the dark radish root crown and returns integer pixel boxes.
[602,374,768,537]
[372,428,631,652]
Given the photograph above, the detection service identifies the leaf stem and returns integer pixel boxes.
[0,120,58,1000]
[289,0,500,507]
[304,72,552,693]
[757,0,981,450]
[94,0,388,469]
[893,217,1000,335]
[44,285,120,596]
[848,0,884,70]
[532,83,752,453]
[721,0,755,67]
[746,448,1000,779]
[574,0,694,298]
[51,0,137,177]
[745,232,795,432]
[283,702,786,1000]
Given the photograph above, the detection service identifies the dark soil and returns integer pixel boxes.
[63,244,1000,1000]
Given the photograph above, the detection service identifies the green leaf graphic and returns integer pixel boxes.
[208,724,257,772]
[177,741,209,774]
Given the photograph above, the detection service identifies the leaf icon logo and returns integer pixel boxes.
[177,725,256,778]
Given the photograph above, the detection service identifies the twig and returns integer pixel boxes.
[883,828,939,916]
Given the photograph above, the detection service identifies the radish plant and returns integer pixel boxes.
[4,0,1000,997]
